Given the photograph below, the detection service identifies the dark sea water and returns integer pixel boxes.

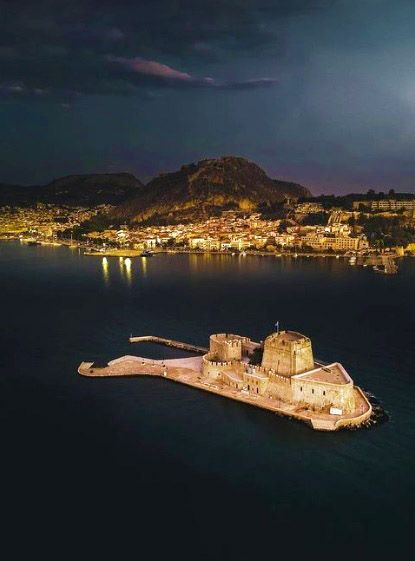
[1,241,414,560]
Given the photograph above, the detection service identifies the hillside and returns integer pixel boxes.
[0,173,144,207]
[112,156,311,224]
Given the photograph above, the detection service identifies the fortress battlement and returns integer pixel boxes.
[269,370,292,383]
[202,354,234,367]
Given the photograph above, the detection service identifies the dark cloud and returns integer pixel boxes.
[0,0,329,101]
[3,1,415,193]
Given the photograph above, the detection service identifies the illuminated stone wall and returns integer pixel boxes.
[261,331,314,376]
[202,354,244,381]
[267,374,293,403]
[241,365,269,395]
[291,377,355,413]
[209,334,243,362]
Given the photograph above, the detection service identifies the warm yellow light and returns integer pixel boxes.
[141,256,147,276]
[102,256,109,285]
[124,257,132,283]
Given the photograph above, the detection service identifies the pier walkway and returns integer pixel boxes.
[129,335,208,354]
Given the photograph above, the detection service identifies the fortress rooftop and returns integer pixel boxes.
[294,363,352,385]
[267,330,310,343]
[211,333,247,341]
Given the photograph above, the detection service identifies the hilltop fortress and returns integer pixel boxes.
[78,329,372,431]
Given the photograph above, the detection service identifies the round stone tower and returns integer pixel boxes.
[261,330,314,376]
[209,333,242,362]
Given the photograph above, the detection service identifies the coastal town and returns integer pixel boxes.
[1,194,415,263]
[0,203,110,241]
[82,209,372,254]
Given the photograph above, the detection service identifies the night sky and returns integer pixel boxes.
[1,1,415,194]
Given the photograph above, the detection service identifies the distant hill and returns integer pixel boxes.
[0,183,39,206]
[0,173,144,207]
[112,156,311,224]
[0,158,311,220]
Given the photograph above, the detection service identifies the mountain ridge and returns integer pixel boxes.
[112,156,311,224]
[0,157,311,219]
[0,173,145,207]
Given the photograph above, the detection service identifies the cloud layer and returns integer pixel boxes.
[3,0,415,193]
[0,0,319,101]
[107,55,278,90]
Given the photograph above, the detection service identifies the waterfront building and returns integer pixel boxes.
[144,237,157,249]
[353,198,415,211]
[299,232,368,252]
[188,237,207,249]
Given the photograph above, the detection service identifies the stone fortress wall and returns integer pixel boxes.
[267,374,293,403]
[209,333,251,362]
[202,330,357,415]
[222,370,245,390]
[291,364,355,413]
[242,364,269,395]
[262,331,314,376]
[202,354,243,381]
[203,334,245,380]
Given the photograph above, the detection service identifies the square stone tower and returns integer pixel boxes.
[261,331,314,376]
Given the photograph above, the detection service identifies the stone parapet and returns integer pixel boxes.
[202,353,242,380]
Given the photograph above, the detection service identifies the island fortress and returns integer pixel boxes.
[203,332,356,415]
[78,330,372,431]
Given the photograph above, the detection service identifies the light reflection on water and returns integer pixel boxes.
[101,256,109,285]
[140,255,148,277]
[100,255,136,286]
[124,257,132,284]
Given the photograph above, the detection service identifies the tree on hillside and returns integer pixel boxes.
[301,212,328,226]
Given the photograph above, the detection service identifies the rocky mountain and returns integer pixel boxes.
[0,158,311,220]
[0,173,144,207]
[112,156,311,224]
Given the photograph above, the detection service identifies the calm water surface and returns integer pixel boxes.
[1,242,414,559]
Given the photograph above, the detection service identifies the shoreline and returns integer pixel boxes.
[1,237,403,260]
